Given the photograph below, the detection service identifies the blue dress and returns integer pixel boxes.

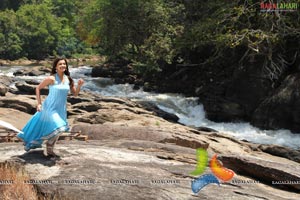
[17,74,70,151]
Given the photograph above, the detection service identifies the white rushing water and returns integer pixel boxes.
[1,65,300,149]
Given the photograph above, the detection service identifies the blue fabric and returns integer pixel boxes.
[17,74,70,151]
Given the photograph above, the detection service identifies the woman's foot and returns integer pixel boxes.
[46,144,57,157]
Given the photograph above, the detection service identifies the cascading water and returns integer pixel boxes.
[1,65,300,149]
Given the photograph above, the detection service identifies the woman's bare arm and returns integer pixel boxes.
[71,79,84,96]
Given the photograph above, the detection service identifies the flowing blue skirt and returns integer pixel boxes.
[17,111,69,151]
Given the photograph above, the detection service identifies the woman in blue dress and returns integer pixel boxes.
[17,58,84,156]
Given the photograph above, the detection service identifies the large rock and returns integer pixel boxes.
[0,83,8,96]
[220,154,300,191]
[68,96,93,105]
[257,144,300,163]
[72,102,102,112]
[1,96,300,199]
[1,140,299,200]
[0,96,37,114]
[251,73,300,132]
[137,101,179,123]
[91,66,113,77]
[0,108,31,130]
[0,76,12,96]
[71,123,209,149]
[1,90,300,199]
[203,59,273,122]
[0,75,13,86]
[202,96,246,122]
[13,67,49,76]
[14,82,48,95]
[91,59,132,78]
[72,96,179,124]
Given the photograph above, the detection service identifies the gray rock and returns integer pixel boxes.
[95,96,136,107]
[68,96,93,105]
[0,76,13,96]
[258,144,300,163]
[74,113,114,124]
[219,155,300,191]
[71,123,209,150]
[0,96,36,114]
[252,73,300,133]
[1,93,300,199]
[137,101,179,123]
[72,102,102,112]
[14,82,48,95]
[0,76,13,86]
[192,126,218,133]
[13,68,46,76]
[1,141,299,200]
[0,83,8,96]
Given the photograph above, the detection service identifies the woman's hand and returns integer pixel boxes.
[78,79,84,87]
[37,104,42,112]
[71,79,84,96]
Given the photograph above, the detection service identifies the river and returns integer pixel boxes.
[1,65,300,149]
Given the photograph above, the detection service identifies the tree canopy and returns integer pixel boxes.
[0,0,299,81]
[0,0,89,60]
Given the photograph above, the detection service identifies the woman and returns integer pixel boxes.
[17,58,84,156]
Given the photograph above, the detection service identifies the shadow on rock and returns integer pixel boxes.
[10,150,60,166]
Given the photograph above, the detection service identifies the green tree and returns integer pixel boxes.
[51,0,79,26]
[76,0,108,47]
[78,0,183,74]
[175,0,300,81]
[0,10,23,59]
[51,0,89,57]
[16,3,64,59]
[22,0,50,5]
[56,26,82,58]
[0,0,23,11]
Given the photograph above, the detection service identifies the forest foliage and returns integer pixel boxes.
[0,0,299,79]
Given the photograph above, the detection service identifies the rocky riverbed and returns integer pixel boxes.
[90,59,300,134]
[0,68,300,199]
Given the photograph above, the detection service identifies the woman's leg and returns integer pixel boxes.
[46,135,59,156]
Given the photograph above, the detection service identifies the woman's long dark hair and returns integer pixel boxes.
[51,58,74,88]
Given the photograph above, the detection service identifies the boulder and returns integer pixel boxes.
[72,102,102,112]
[257,144,300,163]
[203,60,273,122]
[0,96,37,114]
[202,97,246,122]
[0,83,8,96]
[68,96,93,105]
[220,154,300,191]
[0,76,12,96]
[13,68,46,77]
[91,66,113,77]
[251,73,300,132]
[14,82,48,95]
[0,76,13,86]
[137,101,179,123]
